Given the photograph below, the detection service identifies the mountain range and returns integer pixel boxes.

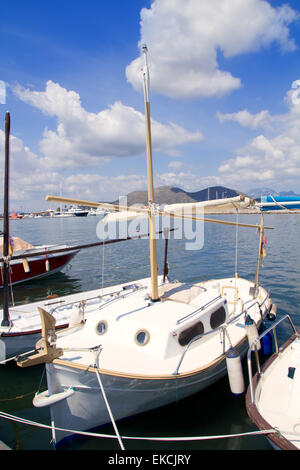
[112,185,246,205]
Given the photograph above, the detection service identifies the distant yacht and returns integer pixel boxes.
[67,205,89,217]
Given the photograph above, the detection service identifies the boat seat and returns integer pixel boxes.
[157,282,205,305]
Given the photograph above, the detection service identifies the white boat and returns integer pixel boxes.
[14,46,275,448]
[50,211,74,218]
[88,208,108,216]
[246,315,300,450]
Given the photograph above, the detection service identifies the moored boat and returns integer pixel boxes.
[0,236,79,287]
[246,315,300,450]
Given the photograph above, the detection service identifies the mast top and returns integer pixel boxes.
[142,44,150,103]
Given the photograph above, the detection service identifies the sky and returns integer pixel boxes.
[1,0,300,211]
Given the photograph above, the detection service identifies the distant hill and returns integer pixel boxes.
[248,187,300,199]
[247,188,278,199]
[112,185,246,205]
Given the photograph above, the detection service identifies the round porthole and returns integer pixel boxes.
[96,320,108,335]
[135,329,150,346]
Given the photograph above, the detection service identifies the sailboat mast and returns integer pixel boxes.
[142,45,159,301]
[1,111,10,326]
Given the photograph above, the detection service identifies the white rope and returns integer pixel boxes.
[94,349,125,450]
[0,410,278,444]
[269,194,294,214]
[0,349,36,365]
[235,208,239,277]
[101,239,105,295]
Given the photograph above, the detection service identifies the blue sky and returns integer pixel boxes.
[1,0,300,211]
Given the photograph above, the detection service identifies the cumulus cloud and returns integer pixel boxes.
[216,109,274,130]
[217,87,300,189]
[126,0,298,99]
[0,127,149,209]
[13,80,203,170]
[156,171,221,193]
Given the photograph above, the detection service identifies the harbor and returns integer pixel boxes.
[1,0,300,454]
[1,212,300,450]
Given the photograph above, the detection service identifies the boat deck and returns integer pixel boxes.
[256,338,300,449]
[54,277,268,376]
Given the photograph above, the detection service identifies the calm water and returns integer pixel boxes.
[0,213,300,451]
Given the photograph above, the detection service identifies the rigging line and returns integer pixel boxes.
[270,194,293,213]
[0,410,278,442]
[234,209,239,312]
[101,238,105,295]
[235,208,239,277]
[94,349,125,450]
[8,267,15,307]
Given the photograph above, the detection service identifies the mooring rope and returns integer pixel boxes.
[93,348,125,450]
[269,194,294,214]
[0,409,278,446]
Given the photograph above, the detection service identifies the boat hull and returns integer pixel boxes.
[45,336,250,446]
[0,251,78,287]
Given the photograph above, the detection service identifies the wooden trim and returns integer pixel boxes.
[53,335,247,380]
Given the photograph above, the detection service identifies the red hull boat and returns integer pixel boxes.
[0,237,79,287]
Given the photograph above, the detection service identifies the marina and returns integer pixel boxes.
[1,1,300,452]
[0,209,300,450]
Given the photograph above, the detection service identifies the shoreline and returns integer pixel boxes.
[1,209,300,220]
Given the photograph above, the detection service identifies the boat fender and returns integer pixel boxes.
[45,248,50,271]
[0,339,6,363]
[225,347,245,395]
[68,304,85,327]
[33,388,75,408]
[245,315,261,351]
[260,323,273,356]
[22,258,30,273]
[267,303,277,322]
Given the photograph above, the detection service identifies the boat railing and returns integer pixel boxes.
[247,314,299,405]
[49,284,147,316]
[173,294,271,376]
[176,295,221,325]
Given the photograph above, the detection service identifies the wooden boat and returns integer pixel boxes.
[15,46,275,448]
[246,315,300,450]
[0,236,79,287]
